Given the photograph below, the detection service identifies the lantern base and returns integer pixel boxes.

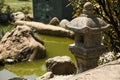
[69,44,106,73]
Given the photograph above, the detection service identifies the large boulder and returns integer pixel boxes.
[0,25,46,63]
[46,56,77,75]
[37,72,73,80]
[67,59,120,80]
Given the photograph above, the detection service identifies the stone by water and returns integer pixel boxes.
[0,34,75,77]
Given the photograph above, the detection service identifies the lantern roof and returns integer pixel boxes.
[66,2,110,33]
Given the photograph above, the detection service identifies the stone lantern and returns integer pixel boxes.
[66,2,110,73]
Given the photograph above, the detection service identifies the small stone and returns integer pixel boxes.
[46,56,77,75]
[59,19,69,28]
[37,72,54,80]
[5,59,14,63]
[49,17,60,26]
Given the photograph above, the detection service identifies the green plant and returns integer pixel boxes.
[68,0,120,54]
[98,52,120,65]
[16,6,31,14]
[0,27,5,40]
[0,0,13,23]
[0,25,14,40]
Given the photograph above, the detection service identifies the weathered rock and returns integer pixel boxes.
[49,17,60,26]
[59,19,69,28]
[11,12,25,21]
[67,59,120,80]
[46,56,77,75]
[37,72,54,80]
[15,21,74,38]
[0,25,46,63]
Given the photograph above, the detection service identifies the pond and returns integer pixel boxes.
[0,26,76,78]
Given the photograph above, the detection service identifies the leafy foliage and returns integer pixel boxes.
[0,0,13,23]
[15,6,31,14]
[0,25,14,40]
[98,52,120,65]
[68,0,120,53]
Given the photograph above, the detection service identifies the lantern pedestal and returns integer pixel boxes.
[69,44,106,73]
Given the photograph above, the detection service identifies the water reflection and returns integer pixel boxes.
[0,69,17,80]
[0,69,37,80]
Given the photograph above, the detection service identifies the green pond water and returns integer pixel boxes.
[0,30,76,77]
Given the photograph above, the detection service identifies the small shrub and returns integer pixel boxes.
[0,1,13,24]
[15,6,31,14]
[99,52,120,65]
[0,25,14,40]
